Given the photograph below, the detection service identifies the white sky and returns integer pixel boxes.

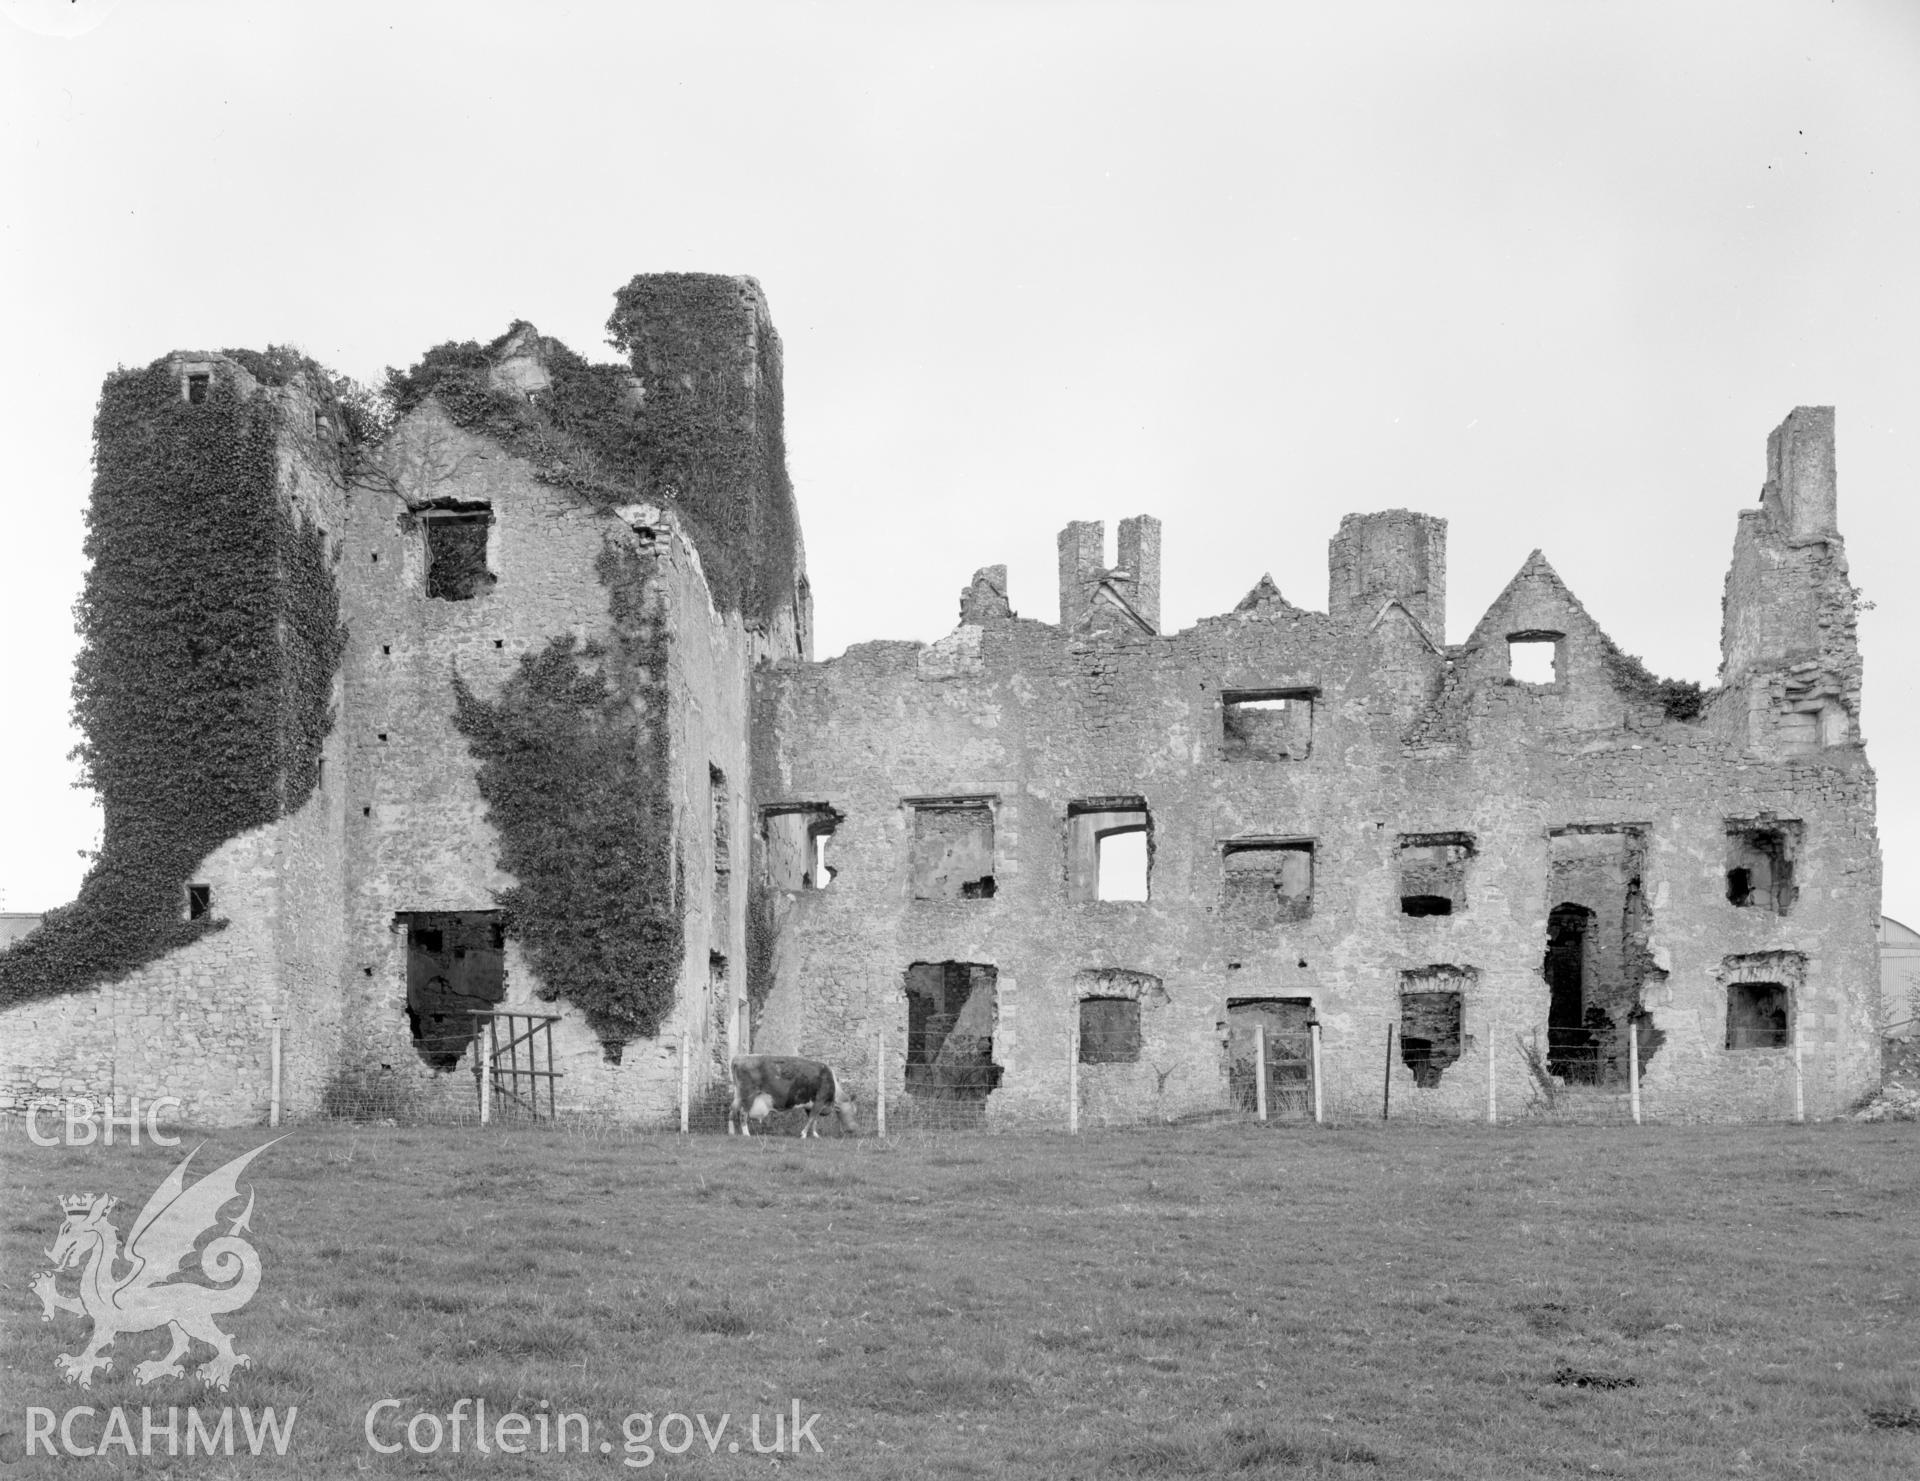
[1,1,1915,920]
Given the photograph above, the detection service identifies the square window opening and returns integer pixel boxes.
[424,510,493,601]
[1727,981,1791,1049]
[1078,997,1142,1063]
[1507,632,1562,685]
[763,804,844,890]
[1222,839,1314,924]
[185,883,212,921]
[1222,689,1315,762]
[1725,821,1800,915]
[1067,797,1150,902]
[1398,831,1474,916]
[184,371,210,405]
[908,798,996,901]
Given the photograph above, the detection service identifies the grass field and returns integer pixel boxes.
[3,1118,1917,1478]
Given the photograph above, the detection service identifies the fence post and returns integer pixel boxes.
[876,1034,887,1138]
[1486,1017,1496,1126]
[269,1024,282,1129]
[1628,1016,1642,1125]
[680,1035,691,1133]
[479,1017,492,1127]
[1792,1017,1806,1124]
[1310,1021,1324,1125]
[1382,1022,1394,1121]
[1068,1012,1080,1135]
[1254,1024,1268,1122]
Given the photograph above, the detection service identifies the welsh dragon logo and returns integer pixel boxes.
[31,1140,279,1390]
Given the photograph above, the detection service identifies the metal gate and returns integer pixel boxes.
[1227,998,1317,1119]
[468,1010,563,1121]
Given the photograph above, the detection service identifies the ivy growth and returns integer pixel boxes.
[1601,638,1709,722]
[450,542,683,1055]
[384,274,800,628]
[0,358,347,1006]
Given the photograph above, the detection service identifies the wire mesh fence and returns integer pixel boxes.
[3,1014,1837,1140]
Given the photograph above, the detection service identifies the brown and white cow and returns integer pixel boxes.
[728,1055,858,1138]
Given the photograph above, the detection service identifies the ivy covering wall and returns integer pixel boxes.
[0,358,347,1007]
[387,276,800,1057]
[451,545,683,1051]
[384,273,800,628]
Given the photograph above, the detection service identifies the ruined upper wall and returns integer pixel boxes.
[1328,510,1447,644]
[1719,407,1862,756]
[383,274,810,659]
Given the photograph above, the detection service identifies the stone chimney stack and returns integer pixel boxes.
[1761,406,1837,542]
[1057,517,1162,634]
[1057,520,1104,630]
[1116,515,1161,633]
[1327,509,1448,643]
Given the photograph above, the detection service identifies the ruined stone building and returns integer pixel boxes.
[0,276,1883,1125]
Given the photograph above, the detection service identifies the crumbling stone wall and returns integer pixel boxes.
[754,409,1879,1124]
[0,369,350,1122]
[3,278,807,1127]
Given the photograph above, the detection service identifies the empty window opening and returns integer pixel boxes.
[1226,997,1316,1116]
[1400,988,1464,1089]
[708,952,730,1074]
[185,883,212,921]
[1508,632,1562,685]
[903,962,1002,1107]
[396,910,506,1071]
[909,798,996,901]
[1067,797,1150,902]
[1222,840,1314,924]
[1727,981,1790,1050]
[1099,830,1148,900]
[423,509,492,601]
[710,766,732,926]
[1543,825,1662,1086]
[710,765,730,874]
[1079,998,1142,1063]
[1726,821,1799,914]
[184,371,210,405]
[1222,689,1315,762]
[763,804,842,890]
[1399,832,1473,916]
[1544,902,1596,1082]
